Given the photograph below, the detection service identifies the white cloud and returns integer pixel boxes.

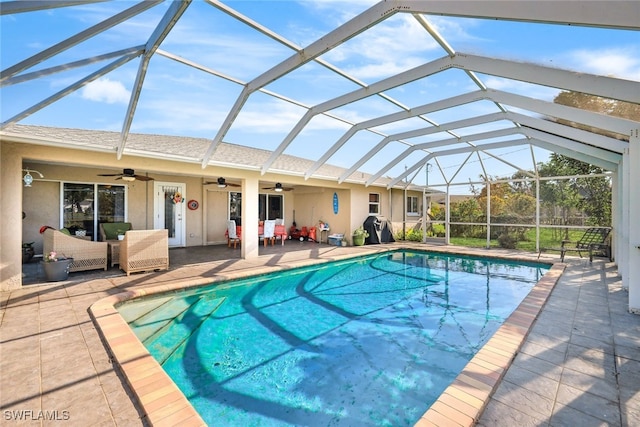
[324,15,441,80]
[569,47,640,81]
[82,78,130,104]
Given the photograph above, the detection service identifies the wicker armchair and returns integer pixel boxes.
[119,229,169,276]
[43,229,108,272]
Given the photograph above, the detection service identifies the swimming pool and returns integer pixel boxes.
[118,250,548,426]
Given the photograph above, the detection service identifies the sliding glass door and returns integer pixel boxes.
[62,183,126,240]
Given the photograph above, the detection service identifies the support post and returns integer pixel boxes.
[628,128,640,313]
[241,178,260,260]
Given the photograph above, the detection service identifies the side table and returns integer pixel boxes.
[319,228,330,244]
[108,241,121,267]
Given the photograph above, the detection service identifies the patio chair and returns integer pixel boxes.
[119,229,169,276]
[539,227,611,262]
[43,228,108,272]
[274,224,287,245]
[227,220,241,249]
[260,220,276,247]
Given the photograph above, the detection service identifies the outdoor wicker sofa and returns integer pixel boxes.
[119,229,169,276]
[43,228,108,272]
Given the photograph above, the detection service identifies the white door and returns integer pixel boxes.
[154,182,186,247]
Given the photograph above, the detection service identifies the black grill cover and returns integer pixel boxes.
[363,215,395,244]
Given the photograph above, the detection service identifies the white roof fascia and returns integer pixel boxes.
[401,0,640,30]
[1,54,138,129]
[453,53,640,104]
[262,55,454,175]
[117,0,192,159]
[506,111,628,154]
[366,127,521,186]
[201,0,397,168]
[487,89,638,136]
[0,1,107,15]
[0,1,160,82]
[1,46,144,87]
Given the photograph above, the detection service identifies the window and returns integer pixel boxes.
[259,194,283,221]
[63,183,126,240]
[369,193,380,214]
[407,196,419,215]
[229,192,242,225]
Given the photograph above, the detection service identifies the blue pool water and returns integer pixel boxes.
[118,250,548,426]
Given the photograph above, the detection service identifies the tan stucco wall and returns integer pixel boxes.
[291,187,351,239]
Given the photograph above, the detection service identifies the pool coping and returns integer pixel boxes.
[89,247,564,426]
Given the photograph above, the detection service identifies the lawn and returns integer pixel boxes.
[450,227,587,252]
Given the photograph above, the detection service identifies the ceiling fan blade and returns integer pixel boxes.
[134,175,154,181]
[98,173,123,177]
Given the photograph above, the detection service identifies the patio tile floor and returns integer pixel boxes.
[2,242,639,426]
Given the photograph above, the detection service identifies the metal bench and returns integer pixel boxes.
[539,227,611,262]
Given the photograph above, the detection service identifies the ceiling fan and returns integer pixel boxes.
[97,168,154,182]
[203,177,241,188]
[262,182,293,192]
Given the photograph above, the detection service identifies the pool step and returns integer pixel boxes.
[117,295,174,324]
[143,296,227,365]
[126,296,201,343]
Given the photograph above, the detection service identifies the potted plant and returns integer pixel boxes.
[41,251,74,281]
[352,226,369,246]
[117,229,126,240]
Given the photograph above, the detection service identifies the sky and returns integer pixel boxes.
[2,0,639,189]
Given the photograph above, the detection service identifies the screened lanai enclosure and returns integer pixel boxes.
[1,1,639,310]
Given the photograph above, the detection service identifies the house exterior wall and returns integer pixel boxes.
[2,139,391,289]
[389,188,424,235]
[290,187,351,240]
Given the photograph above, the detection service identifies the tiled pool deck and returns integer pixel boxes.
[2,243,639,426]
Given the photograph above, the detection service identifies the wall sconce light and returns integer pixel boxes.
[23,169,44,187]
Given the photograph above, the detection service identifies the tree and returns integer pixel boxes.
[538,154,611,235]
[553,91,640,140]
